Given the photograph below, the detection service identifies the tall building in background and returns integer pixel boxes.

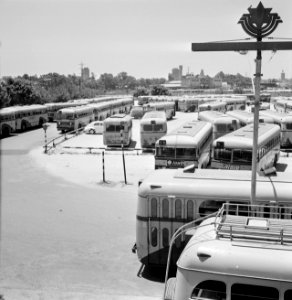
[168,65,183,81]
[81,67,90,81]
[281,70,285,81]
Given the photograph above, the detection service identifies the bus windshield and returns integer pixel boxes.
[143,124,164,132]
[214,148,232,161]
[106,124,125,132]
[233,149,252,163]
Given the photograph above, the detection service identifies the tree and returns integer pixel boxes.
[151,85,170,96]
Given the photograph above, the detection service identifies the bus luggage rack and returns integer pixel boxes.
[215,204,292,245]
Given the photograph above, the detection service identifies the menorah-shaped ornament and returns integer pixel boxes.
[238,2,282,41]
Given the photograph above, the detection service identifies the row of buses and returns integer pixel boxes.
[0,95,133,137]
[137,94,248,113]
[56,97,133,132]
[154,120,281,172]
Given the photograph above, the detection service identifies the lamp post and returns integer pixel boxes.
[42,123,49,153]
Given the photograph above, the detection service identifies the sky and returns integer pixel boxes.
[0,0,292,80]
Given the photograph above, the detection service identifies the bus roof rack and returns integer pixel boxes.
[215,203,292,245]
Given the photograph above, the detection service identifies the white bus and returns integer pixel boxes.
[260,109,292,149]
[143,102,175,120]
[224,96,247,111]
[134,168,292,267]
[140,111,167,149]
[163,203,292,300]
[0,107,16,137]
[14,105,48,131]
[226,110,274,127]
[103,114,132,147]
[45,102,83,122]
[274,97,292,113]
[198,101,227,113]
[176,97,199,112]
[155,121,212,169]
[56,106,94,132]
[198,111,240,140]
[211,123,281,171]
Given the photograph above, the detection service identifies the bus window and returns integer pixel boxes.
[143,124,152,131]
[187,200,194,220]
[175,199,182,219]
[154,124,164,131]
[233,150,252,163]
[191,280,226,300]
[214,149,231,161]
[158,147,175,157]
[151,227,157,247]
[199,200,225,217]
[285,290,292,300]
[151,198,158,218]
[231,283,279,300]
[162,198,169,218]
[162,228,169,247]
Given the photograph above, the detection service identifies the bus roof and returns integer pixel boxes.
[156,121,211,147]
[138,168,292,202]
[178,215,292,281]
[142,111,166,120]
[213,123,280,148]
[104,114,132,123]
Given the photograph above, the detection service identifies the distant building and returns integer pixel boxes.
[281,70,285,81]
[168,65,183,81]
[81,67,90,81]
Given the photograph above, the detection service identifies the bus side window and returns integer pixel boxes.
[151,198,158,218]
[187,200,194,220]
[191,280,226,300]
[162,198,169,218]
[151,227,157,247]
[175,199,182,219]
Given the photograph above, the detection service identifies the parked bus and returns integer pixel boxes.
[259,109,292,149]
[224,96,247,111]
[88,97,133,121]
[198,111,240,140]
[45,102,81,122]
[14,105,48,131]
[198,101,227,114]
[103,114,132,147]
[56,106,94,132]
[211,123,281,171]
[274,97,292,113]
[143,102,175,120]
[0,107,16,137]
[176,97,199,112]
[154,121,212,169]
[226,110,273,127]
[163,203,292,300]
[133,168,292,267]
[140,111,167,149]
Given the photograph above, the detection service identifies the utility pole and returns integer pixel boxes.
[191,2,292,204]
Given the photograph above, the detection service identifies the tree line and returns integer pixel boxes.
[0,72,167,108]
[0,71,254,109]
